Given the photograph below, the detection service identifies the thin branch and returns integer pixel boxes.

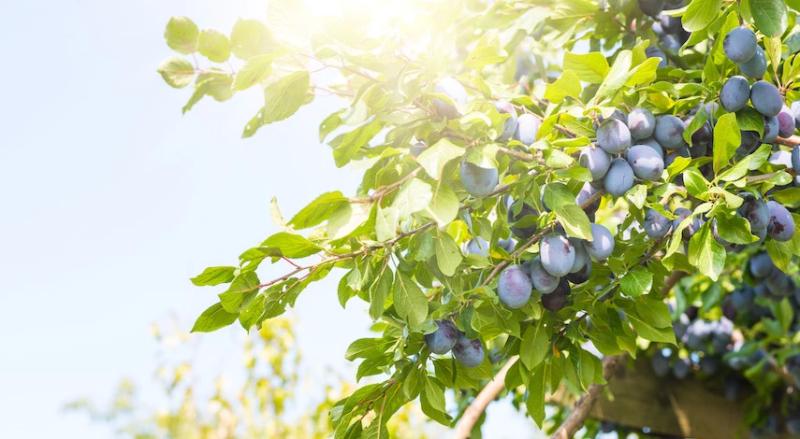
[777,135,800,147]
[452,356,519,438]
[549,355,626,439]
[351,168,421,204]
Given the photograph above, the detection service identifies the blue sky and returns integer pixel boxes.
[0,1,537,437]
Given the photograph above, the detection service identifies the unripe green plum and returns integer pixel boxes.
[514,114,540,146]
[541,279,570,311]
[604,158,634,196]
[495,101,518,142]
[749,252,775,279]
[626,145,665,181]
[529,257,560,294]
[566,260,592,284]
[720,76,750,112]
[425,320,459,354]
[463,237,489,257]
[738,46,766,79]
[586,223,614,261]
[433,77,467,118]
[767,201,795,241]
[644,208,672,239]
[453,335,484,367]
[507,202,539,239]
[460,161,498,197]
[540,234,576,277]
[579,145,611,181]
[628,108,656,140]
[750,81,783,117]
[597,118,631,154]
[723,26,757,63]
[654,115,686,150]
[497,264,533,309]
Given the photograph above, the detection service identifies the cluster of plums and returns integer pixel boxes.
[424,319,485,367]
[638,0,690,66]
[578,107,675,198]
[723,26,767,79]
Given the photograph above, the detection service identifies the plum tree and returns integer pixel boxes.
[497,265,533,309]
[627,108,656,140]
[540,234,576,277]
[529,257,560,294]
[425,320,460,354]
[654,115,686,149]
[626,144,664,181]
[604,158,634,196]
[161,2,800,437]
[596,118,631,153]
[720,76,750,112]
[723,26,757,63]
[750,80,783,117]
[578,145,611,181]
[452,335,484,368]
[585,223,614,261]
[460,160,498,197]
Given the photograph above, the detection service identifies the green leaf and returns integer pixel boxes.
[426,184,459,227]
[182,71,234,113]
[393,178,433,217]
[330,119,383,167]
[620,267,653,297]
[563,52,609,83]
[434,230,462,276]
[520,321,549,370]
[261,232,321,258]
[218,271,260,312]
[736,107,765,136]
[465,33,507,69]
[243,71,310,138]
[369,268,392,320]
[198,29,231,63]
[578,349,599,389]
[771,188,800,208]
[394,273,428,328]
[164,17,199,54]
[713,113,740,174]
[684,168,710,199]
[191,266,236,286]
[230,19,273,59]
[544,70,581,103]
[288,191,349,229]
[376,205,399,241]
[750,0,788,37]
[594,50,632,102]
[687,224,726,281]
[718,144,771,181]
[625,57,661,87]
[526,364,547,426]
[715,214,759,244]
[683,0,723,31]
[191,302,238,332]
[420,377,451,425]
[415,139,463,179]
[157,57,195,88]
[233,54,273,90]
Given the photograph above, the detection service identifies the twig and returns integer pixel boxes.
[777,135,800,147]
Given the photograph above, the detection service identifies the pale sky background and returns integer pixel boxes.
[0,1,539,437]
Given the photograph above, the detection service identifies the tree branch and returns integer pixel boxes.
[549,355,626,439]
[777,135,800,147]
[452,356,519,439]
